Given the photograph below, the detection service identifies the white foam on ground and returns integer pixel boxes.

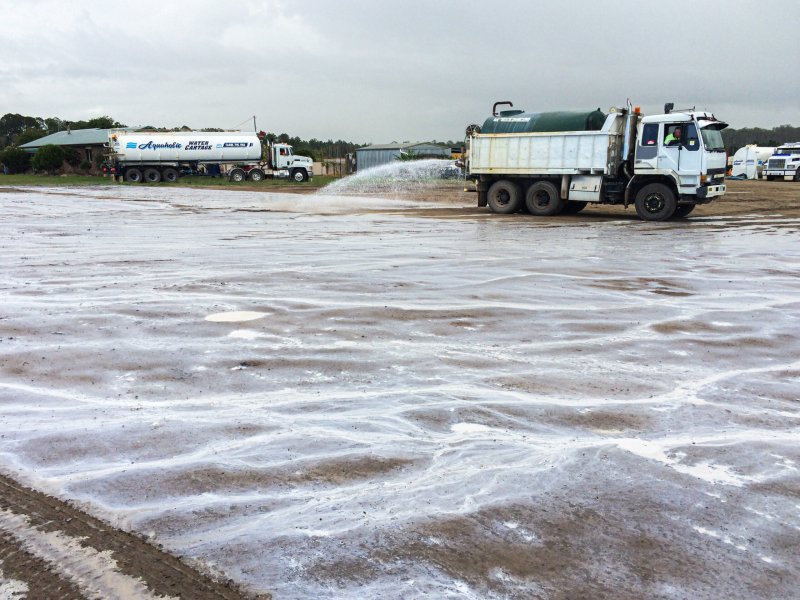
[205,311,268,323]
[2,186,800,599]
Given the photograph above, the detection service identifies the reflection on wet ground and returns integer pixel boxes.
[1,186,799,599]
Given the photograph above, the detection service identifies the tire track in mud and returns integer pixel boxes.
[0,473,269,599]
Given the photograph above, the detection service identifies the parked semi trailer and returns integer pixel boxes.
[466,101,728,221]
[106,131,313,183]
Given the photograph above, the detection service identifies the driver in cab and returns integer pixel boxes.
[664,126,682,146]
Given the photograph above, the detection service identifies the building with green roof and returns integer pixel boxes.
[19,128,110,163]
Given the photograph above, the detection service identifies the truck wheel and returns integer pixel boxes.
[562,201,588,215]
[248,169,265,182]
[124,168,142,183]
[292,169,308,183]
[143,168,161,183]
[161,168,179,183]
[672,204,696,219]
[525,181,564,216]
[634,183,676,221]
[229,168,246,182]
[794,169,800,182]
[487,180,521,214]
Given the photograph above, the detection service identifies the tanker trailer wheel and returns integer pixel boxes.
[229,168,246,182]
[124,168,142,183]
[248,168,265,182]
[672,204,696,219]
[487,180,521,214]
[161,168,179,183]
[292,169,308,183]
[634,183,676,221]
[525,181,564,216]
[562,201,588,215]
[143,168,161,183]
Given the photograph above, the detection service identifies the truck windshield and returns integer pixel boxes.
[699,126,725,152]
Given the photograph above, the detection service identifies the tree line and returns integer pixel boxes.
[3,110,799,175]
[721,125,800,153]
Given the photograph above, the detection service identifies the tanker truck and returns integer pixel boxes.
[105,131,314,183]
[466,101,728,221]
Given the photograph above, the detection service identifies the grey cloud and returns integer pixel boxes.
[0,0,794,141]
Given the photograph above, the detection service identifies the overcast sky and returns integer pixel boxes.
[1,0,795,143]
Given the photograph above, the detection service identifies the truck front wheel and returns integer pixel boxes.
[794,169,800,182]
[525,181,564,216]
[672,204,696,219]
[634,183,676,221]
[292,169,308,182]
[487,180,521,214]
[125,168,142,183]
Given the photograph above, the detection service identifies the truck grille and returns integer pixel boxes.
[768,159,786,169]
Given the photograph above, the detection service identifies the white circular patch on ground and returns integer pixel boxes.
[205,311,269,323]
[228,329,266,339]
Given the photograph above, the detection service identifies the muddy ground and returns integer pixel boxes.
[0,178,799,599]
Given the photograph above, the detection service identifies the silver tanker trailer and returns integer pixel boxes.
[105,131,314,183]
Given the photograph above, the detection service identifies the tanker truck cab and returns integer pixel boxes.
[631,110,727,218]
[269,143,313,182]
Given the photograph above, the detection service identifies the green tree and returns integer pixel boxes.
[31,144,66,174]
[0,146,31,173]
[395,150,420,161]
[16,128,48,146]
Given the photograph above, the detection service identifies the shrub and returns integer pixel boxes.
[79,160,92,171]
[31,144,66,174]
[63,147,81,167]
[0,146,31,173]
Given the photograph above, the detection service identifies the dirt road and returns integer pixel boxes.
[0,178,798,599]
[0,475,264,599]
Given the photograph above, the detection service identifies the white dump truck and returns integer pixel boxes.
[106,131,314,183]
[763,143,800,181]
[467,101,728,220]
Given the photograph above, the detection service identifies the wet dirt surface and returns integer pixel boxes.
[0,179,799,598]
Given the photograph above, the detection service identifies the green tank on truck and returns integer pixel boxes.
[480,109,607,134]
[466,100,728,221]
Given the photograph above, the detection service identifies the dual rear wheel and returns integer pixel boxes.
[486,180,567,216]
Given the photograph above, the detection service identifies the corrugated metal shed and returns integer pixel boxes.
[356,142,450,171]
[19,129,110,153]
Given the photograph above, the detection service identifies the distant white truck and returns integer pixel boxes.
[763,143,800,181]
[467,101,728,220]
[106,131,314,183]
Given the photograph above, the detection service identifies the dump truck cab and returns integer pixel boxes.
[632,110,727,206]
